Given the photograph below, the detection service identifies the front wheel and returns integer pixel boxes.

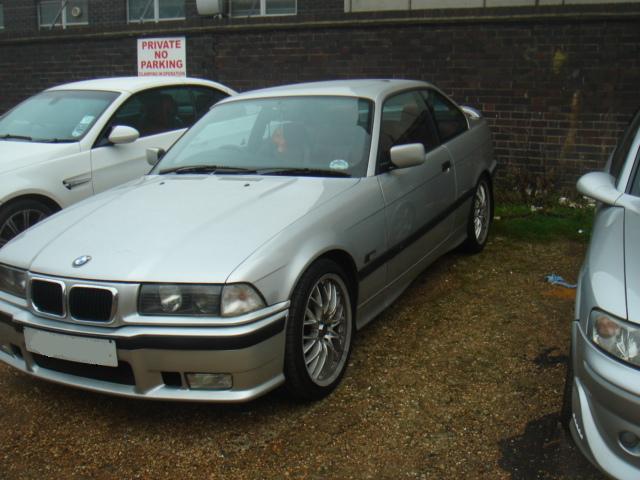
[461,176,493,253]
[0,199,54,248]
[284,259,354,401]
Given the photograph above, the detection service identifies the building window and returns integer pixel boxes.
[231,0,296,17]
[0,4,4,30]
[127,0,185,23]
[38,0,89,29]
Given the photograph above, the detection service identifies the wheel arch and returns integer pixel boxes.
[0,193,62,214]
[312,249,360,313]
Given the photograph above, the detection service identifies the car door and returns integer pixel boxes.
[89,85,228,194]
[421,89,474,230]
[376,90,456,283]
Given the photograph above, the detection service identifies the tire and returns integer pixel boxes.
[0,198,54,248]
[284,259,354,401]
[461,175,493,253]
[560,345,574,429]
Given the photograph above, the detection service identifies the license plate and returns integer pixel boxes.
[24,327,118,367]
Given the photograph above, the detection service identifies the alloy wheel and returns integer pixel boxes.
[301,273,352,387]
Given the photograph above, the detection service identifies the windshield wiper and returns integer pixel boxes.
[258,167,351,178]
[0,134,33,141]
[159,165,258,175]
[36,137,75,143]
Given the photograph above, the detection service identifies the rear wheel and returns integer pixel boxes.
[461,176,493,253]
[0,199,54,248]
[284,259,354,401]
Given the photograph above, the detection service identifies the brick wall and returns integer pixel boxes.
[0,2,639,191]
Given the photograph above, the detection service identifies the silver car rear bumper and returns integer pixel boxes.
[571,321,640,480]
[0,298,288,403]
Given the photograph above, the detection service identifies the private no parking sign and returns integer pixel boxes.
[137,37,186,77]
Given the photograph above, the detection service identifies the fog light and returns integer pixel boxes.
[620,431,640,450]
[186,373,232,390]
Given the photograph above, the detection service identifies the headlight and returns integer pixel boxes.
[221,284,266,317]
[590,309,640,366]
[0,264,27,299]
[139,284,222,316]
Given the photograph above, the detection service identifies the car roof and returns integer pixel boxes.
[225,79,435,103]
[47,77,236,96]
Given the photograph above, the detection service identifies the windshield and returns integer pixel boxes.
[154,95,374,178]
[0,90,120,143]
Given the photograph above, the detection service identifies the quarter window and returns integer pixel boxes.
[38,0,88,29]
[422,90,468,142]
[378,91,440,171]
[230,0,296,16]
[127,0,185,23]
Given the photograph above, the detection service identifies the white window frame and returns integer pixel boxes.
[230,0,297,17]
[127,0,186,24]
[38,0,89,29]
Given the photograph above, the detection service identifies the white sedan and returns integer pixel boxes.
[0,77,235,247]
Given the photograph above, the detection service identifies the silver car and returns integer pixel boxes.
[566,109,640,478]
[0,80,495,402]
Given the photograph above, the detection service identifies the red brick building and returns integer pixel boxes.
[1,0,639,190]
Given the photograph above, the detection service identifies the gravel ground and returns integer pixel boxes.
[0,236,605,479]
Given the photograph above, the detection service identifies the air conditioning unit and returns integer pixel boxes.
[196,0,225,15]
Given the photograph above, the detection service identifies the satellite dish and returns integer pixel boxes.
[70,5,83,17]
[196,0,222,15]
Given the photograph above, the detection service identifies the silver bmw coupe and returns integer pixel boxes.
[0,80,496,402]
[565,109,640,479]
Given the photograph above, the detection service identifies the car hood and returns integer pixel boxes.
[0,140,80,174]
[0,175,359,283]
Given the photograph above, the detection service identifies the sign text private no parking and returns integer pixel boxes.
[137,37,186,77]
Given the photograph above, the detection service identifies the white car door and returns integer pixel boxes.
[90,85,228,194]
[90,129,185,194]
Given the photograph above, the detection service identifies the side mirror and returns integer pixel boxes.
[461,105,483,120]
[390,143,425,169]
[577,171,621,206]
[108,125,139,145]
[146,147,166,166]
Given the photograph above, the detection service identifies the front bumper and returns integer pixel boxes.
[570,321,640,479]
[0,297,288,402]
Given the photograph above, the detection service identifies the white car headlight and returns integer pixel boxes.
[0,264,27,299]
[221,284,266,317]
[139,284,222,316]
[590,309,640,366]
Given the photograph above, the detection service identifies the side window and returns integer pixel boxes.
[630,146,640,197]
[191,87,229,122]
[422,90,467,142]
[378,91,439,172]
[610,111,640,182]
[97,87,192,146]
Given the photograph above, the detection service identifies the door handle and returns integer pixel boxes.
[62,176,92,190]
[441,160,452,173]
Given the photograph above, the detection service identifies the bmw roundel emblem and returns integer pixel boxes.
[72,255,92,268]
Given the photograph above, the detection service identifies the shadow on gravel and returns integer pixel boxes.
[498,414,602,479]
[533,347,568,369]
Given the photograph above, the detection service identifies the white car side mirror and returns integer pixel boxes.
[390,143,425,169]
[146,147,166,166]
[109,125,140,145]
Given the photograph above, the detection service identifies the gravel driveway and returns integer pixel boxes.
[0,236,604,479]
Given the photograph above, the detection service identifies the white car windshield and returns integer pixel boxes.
[0,90,119,143]
[155,96,374,178]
